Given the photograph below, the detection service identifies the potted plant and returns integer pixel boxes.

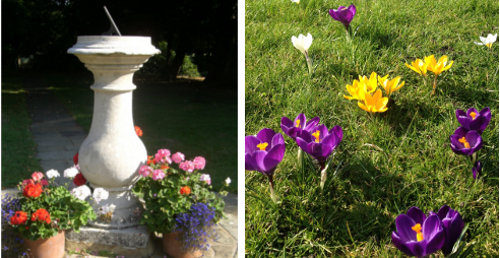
[8,169,98,258]
[132,149,229,258]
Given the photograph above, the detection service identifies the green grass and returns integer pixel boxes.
[245,0,499,256]
[42,72,237,193]
[1,75,43,188]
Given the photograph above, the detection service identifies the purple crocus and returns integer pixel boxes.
[455,107,491,134]
[281,113,319,140]
[295,124,342,169]
[472,161,481,179]
[328,4,356,31]
[392,206,445,258]
[431,205,464,256]
[450,127,483,156]
[245,128,286,187]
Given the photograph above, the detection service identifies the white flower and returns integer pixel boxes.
[225,177,231,185]
[92,188,109,204]
[99,204,112,215]
[475,33,497,49]
[64,166,79,178]
[200,174,211,185]
[291,0,300,3]
[71,185,91,200]
[46,169,60,179]
[291,33,313,56]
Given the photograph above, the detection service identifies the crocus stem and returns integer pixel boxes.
[305,52,313,74]
[320,164,328,190]
[298,148,305,181]
[431,75,437,95]
[268,175,277,203]
[345,27,352,42]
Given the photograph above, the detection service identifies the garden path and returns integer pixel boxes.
[1,75,238,258]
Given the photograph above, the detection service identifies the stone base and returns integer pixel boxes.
[65,226,154,258]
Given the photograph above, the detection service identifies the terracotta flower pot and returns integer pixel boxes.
[163,232,203,258]
[25,231,65,258]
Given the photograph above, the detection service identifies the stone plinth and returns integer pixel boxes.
[66,36,160,255]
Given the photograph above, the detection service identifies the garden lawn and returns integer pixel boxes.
[42,72,237,193]
[245,0,499,256]
[1,74,43,188]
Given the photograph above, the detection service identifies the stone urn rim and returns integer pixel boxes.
[67,35,161,56]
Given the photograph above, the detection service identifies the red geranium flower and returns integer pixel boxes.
[180,186,191,195]
[31,209,51,224]
[23,183,43,198]
[135,126,143,137]
[74,153,79,165]
[147,155,156,165]
[73,173,87,186]
[10,211,27,225]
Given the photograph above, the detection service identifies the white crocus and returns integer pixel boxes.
[475,33,497,50]
[291,33,314,74]
[92,188,110,204]
[64,166,79,178]
[290,0,300,3]
[225,177,231,185]
[46,169,60,179]
[71,185,91,200]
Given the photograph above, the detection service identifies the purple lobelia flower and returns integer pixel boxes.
[245,128,286,202]
[472,161,481,179]
[392,206,445,258]
[455,107,491,134]
[450,127,483,156]
[328,4,356,31]
[295,124,342,169]
[431,205,465,256]
[281,113,320,140]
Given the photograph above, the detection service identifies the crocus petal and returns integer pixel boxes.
[245,152,258,171]
[465,130,482,153]
[304,117,320,132]
[348,4,356,16]
[257,128,277,146]
[436,205,450,220]
[294,113,307,129]
[477,107,491,133]
[253,151,269,174]
[391,232,415,256]
[303,33,313,52]
[453,126,469,137]
[423,215,445,256]
[296,137,311,154]
[405,241,425,258]
[455,109,471,129]
[281,117,294,134]
[271,133,285,146]
[328,9,339,20]
[262,144,286,173]
[407,206,426,225]
[245,136,262,154]
[395,214,417,242]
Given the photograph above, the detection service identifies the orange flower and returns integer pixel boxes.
[135,126,143,137]
[31,209,51,224]
[10,211,27,225]
[147,155,156,165]
[160,165,170,170]
[180,186,191,195]
[23,183,43,198]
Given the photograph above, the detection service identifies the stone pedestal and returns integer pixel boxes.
[66,36,160,256]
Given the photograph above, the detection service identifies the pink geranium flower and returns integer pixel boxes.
[172,152,185,164]
[154,149,172,164]
[152,170,165,181]
[40,179,49,186]
[139,165,153,177]
[22,179,34,187]
[193,156,206,170]
[179,161,195,173]
[31,172,44,182]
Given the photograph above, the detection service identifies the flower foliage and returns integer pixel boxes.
[132,149,226,236]
[173,203,217,252]
[2,194,29,258]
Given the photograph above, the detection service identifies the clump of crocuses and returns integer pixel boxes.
[406,55,453,95]
[392,206,464,257]
[450,107,491,179]
[245,128,286,202]
[296,124,343,190]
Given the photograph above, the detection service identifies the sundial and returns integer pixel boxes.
[102,6,121,36]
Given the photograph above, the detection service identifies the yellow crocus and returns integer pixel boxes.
[344,79,368,101]
[425,55,453,76]
[425,55,453,94]
[381,76,405,96]
[405,59,427,76]
[358,89,388,113]
[377,74,389,86]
